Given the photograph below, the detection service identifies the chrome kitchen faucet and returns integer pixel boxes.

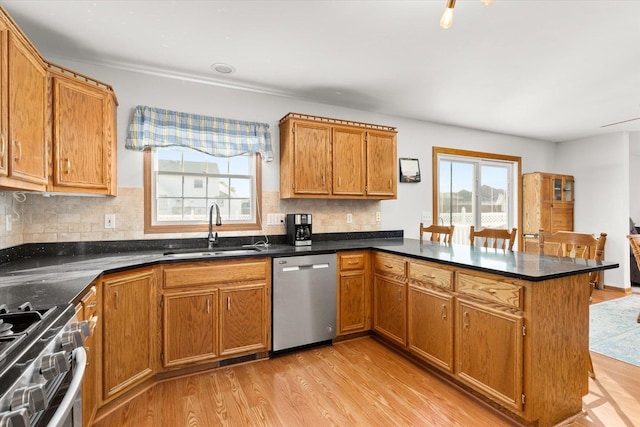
[208,202,222,248]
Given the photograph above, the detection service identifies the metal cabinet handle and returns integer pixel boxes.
[422,273,436,279]
[463,311,470,330]
[227,296,230,311]
[0,134,5,158]
[322,175,326,186]
[207,299,210,314]
[478,287,497,294]
[348,261,359,265]
[13,140,22,162]
[384,264,393,269]
[441,304,447,320]
[389,179,392,189]
[63,158,71,174]
[338,176,342,187]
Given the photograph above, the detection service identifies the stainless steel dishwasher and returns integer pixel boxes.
[272,253,337,352]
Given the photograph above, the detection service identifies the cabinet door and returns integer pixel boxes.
[366,131,396,197]
[408,285,453,372]
[332,126,365,196]
[102,269,155,401]
[0,19,7,177]
[373,275,406,346]
[456,298,524,411]
[292,121,331,195]
[338,271,369,335]
[163,290,217,367]
[81,286,99,427]
[220,283,269,356]
[52,74,111,192]
[7,31,47,187]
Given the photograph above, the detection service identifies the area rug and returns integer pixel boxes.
[589,294,640,367]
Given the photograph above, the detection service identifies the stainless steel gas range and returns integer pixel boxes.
[0,302,88,427]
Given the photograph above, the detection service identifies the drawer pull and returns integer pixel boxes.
[478,287,497,294]
[86,301,98,308]
[384,264,394,269]
[348,261,359,265]
[422,274,436,279]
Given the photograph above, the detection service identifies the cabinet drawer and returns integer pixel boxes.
[81,285,99,319]
[340,252,366,271]
[409,261,452,290]
[373,254,406,279]
[456,273,523,309]
[163,258,269,289]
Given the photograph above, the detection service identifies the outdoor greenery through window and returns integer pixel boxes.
[433,147,521,246]
[145,146,261,232]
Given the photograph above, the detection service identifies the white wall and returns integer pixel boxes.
[630,132,640,222]
[556,133,630,289]
[53,58,558,239]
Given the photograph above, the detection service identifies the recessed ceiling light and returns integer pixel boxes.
[211,63,235,74]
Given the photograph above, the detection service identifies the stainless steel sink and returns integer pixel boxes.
[163,246,263,258]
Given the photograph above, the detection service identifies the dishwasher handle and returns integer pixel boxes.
[282,263,330,272]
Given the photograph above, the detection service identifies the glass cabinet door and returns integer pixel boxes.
[564,178,573,202]
[553,178,562,201]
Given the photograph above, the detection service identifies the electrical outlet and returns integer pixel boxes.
[5,214,11,232]
[346,213,353,224]
[375,211,381,222]
[276,213,285,224]
[104,214,116,229]
[266,214,275,225]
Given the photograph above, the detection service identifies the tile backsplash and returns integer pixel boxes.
[0,188,382,250]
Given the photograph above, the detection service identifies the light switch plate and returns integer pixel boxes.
[5,214,11,232]
[104,214,116,229]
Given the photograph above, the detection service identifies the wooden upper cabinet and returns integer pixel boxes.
[289,120,331,195]
[333,126,366,196]
[366,130,397,197]
[0,17,47,191]
[49,69,117,195]
[279,113,397,199]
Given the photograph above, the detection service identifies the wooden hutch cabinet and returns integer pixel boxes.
[522,172,574,252]
[279,113,397,199]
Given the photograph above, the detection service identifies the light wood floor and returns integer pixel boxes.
[94,288,640,427]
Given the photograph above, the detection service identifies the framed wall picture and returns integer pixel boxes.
[399,158,421,182]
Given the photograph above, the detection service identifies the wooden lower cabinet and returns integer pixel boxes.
[337,251,370,336]
[162,290,218,367]
[407,285,454,372]
[455,298,524,411]
[101,268,156,403]
[161,258,271,369]
[373,275,406,346]
[80,284,100,427]
[220,284,270,356]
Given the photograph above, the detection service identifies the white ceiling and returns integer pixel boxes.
[3,0,640,142]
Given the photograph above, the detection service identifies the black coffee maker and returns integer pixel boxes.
[286,213,312,246]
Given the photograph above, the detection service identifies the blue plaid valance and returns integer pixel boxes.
[125,105,273,161]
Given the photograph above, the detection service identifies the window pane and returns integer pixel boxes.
[184,176,206,197]
[229,155,249,174]
[230,178,251,198]
[209,157,228,174]
[183,199,207,221]
[438,160,474,227]
[156,148,183,172]
[157,198,183,221]
[230,199,251,220]
[210,199,227,220]
[208,177,227,198]
[157,175,183,197]
[480,165,508,229]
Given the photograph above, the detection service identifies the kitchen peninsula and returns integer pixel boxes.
[0,234,618,427]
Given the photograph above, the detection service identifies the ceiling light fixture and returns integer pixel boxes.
[440,0,456,29]
[440,0,494,29]
[211,63,235,74]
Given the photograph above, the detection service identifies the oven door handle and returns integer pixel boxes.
[46,347,86,427]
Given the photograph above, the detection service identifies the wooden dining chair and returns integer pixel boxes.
[539,229,607,291]
[419,223,455,244]
[469,226,517,250]
[539,228,607,379]
[626,235,640,323]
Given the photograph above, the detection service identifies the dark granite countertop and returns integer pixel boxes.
[0,232,619,311]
